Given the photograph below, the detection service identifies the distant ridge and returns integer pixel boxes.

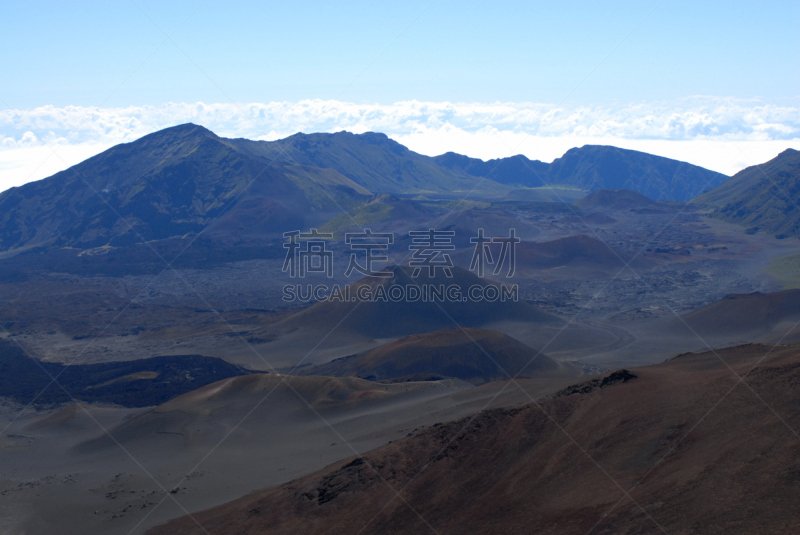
[0,124,729,253]
[0,124,371,251]
[232,130,500,195]
[435,144,728,201]
[433,152,549,188]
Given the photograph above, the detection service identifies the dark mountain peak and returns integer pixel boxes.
[283,130,400,149]
[435,151,539,166]
[435,151,473,165]
[347,131,411,156]
[159,122,212,134]
[561,145,670,159]
[434,144,725,200]
[270,130,411,159]
[565,144,626,153]
[549,144,728,201]
[136,122,218,144]
[555,144,663,166]
[351,130,393,144]
[433,151,548,187]
[731,146,800,176]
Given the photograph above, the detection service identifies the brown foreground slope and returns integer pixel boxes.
[150,343,800,535]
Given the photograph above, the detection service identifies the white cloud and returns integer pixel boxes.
[1,98,799,192]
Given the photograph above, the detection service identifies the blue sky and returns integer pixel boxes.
[3,0,797,106]
[0,1,798,190]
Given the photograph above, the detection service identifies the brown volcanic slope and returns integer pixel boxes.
[301,328,570,384]
[274,265,562,339]
[0,372,587,535]
[73,374,458,459]
[677,289,800,340]
[151,343,800,535]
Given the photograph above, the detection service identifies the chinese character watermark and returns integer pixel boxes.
[281,227,520,302]
[344,229,394,278]
[469,228,519,278]
[408,229,455,278]
[282,229,334,278]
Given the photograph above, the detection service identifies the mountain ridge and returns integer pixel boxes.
[435,143,729,201]
[0,124,371,251]
[231,130,501,195]
[0,123,731,253]
[696,148,800,238]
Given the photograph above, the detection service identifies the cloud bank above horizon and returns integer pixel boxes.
[2,98,799,193]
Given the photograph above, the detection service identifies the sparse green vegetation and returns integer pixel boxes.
[765,253,800,289]
[697,149,800,238]
[506,185,587,202]
[320,201,395,235]
[442,199,492,211]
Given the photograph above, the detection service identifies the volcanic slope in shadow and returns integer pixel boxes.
[0,339,254,407]
[151,343,800,535]
[272,265,561,339]
[265,266,618,369]
[300,328,575,384]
